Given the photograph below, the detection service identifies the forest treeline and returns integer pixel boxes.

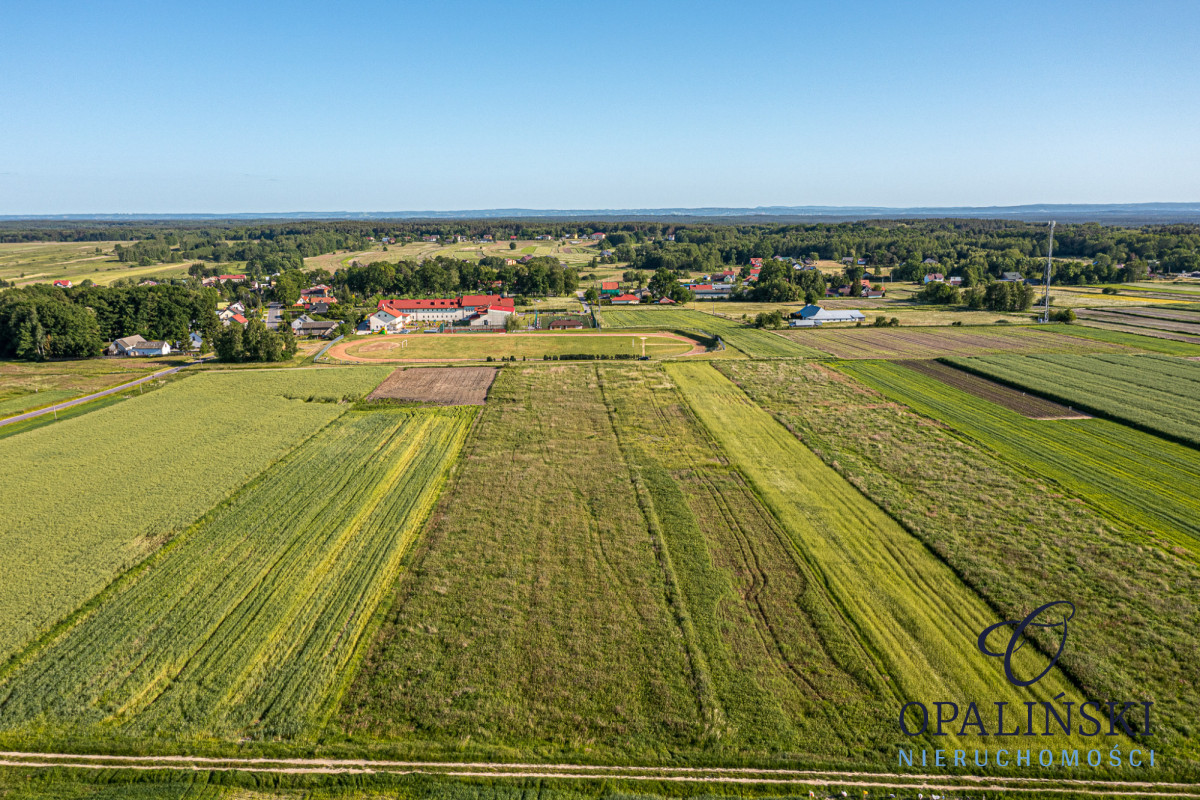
[3,218,1197,284]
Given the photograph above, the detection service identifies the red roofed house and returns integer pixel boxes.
[600,281,620,296]
[610,293,639,305]
[923,273,946,284]
[657,297,676,304]
[219,274,247,284]
[53,279,72,288]
[749,258,763,268]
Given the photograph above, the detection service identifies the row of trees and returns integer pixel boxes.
[212,317,297,363]
[330,256,579,301]
[917,280,1038,312]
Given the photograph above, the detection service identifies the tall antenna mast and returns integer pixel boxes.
[1041,220,1056,323]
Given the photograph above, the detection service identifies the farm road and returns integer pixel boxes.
[0,359,208,428]
[0,752,1196,797]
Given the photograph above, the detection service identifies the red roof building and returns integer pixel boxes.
[52,279,72,288]
[610,293,640,304]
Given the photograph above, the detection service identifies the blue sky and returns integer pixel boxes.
[2,0,1198,212]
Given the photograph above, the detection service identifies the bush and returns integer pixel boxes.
[1102,287,1120,295]
[1049,308,1076,323]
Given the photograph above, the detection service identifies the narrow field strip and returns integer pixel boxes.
[837,360,1200,561]
[664,362,1082,753]
[0,406,473,743]
[779,325,1125,359]
[897,359,1088,419]
[946,353,1200,447]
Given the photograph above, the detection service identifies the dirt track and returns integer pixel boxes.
[0,752,1196,797]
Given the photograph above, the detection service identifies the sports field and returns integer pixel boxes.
[332,332,697,361]
[0,367,390,664]
[598,308,823,357]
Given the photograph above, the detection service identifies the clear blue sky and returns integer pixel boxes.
[2,0,1198,213]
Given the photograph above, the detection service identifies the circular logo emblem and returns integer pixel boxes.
[977,600,1075,687]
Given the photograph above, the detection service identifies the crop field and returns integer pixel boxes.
[0,406,472,743]
[367,366,497,405]
[0,367,390,665]
[897,359,1086,419]
[1051,324,1200,355]
[1076,316,1200,345]
[664,363,1080,751]
[716,359,1200,767]
[340,366,708,758]
[779,325,1127,359]
[598,308,823,357]
[948,353,1200,447]
[836,360,1200,560]
[332,332,695,361]
[1075,307,1200,340]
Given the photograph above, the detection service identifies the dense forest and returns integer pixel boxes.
[0,284,219,359]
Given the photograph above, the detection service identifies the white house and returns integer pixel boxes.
[368,309,410,333]
[109,335,172,357]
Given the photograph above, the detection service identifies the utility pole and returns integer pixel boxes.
[1042,221,1056,323]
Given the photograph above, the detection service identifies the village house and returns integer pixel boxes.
[106,334,172,356]
[294,320,340,338]
[600,281,620,296]
[53,279,72,288]
[549,318,585,329]
[923,273,946,284]
[368,309,410,334]
[609,293,639,305]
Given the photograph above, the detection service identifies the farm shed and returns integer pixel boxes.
[792,305,866,323]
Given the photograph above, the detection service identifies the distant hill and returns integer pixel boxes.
[3,203,1199,224]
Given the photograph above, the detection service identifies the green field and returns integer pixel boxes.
[338,332,694,360]
[0,241,193,286]
[1051,323,1200,355]
[340,365,711,759]
[0,406,470,744]
[0,367,390,664]
[598,308,823,357]
[781,324,1127,359]
[0,389,76,418]
[837,360,1200,560]
[717,359,1200,767]
[665,362,1080,751]
[948,353,1200,447]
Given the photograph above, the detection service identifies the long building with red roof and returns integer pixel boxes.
[376,294,515,327]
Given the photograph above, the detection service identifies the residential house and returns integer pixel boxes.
[290,314,316,332]
[308,302,331,315]
[52,279,72,288]
[609,293,639,304]
[105,334,147,356]
[590,232,606,240]
[923,273,946,284]
[947,276,963,287]
[294,320,340,338]
[750,258,764,268]
[368,309,410,334]
[1000,271,1024,282]
[130,340,172,357]
[600,281,620,296]
[549,318,585,329]
[687,283,733,300]
[189,332,203,350]
[923,257,939,265]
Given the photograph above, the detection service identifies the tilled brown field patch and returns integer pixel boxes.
[368,366,497,405]
[896,360,1090,419]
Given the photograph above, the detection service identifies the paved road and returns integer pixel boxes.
[0,359,208,428]
[266,302,283,329]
